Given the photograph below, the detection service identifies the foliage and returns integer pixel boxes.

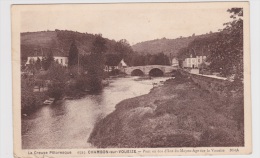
[150,53,170,65]
[68,40,79,67]
[176,8,243,82]
[45,62,68,82]
[79,54,90,70]
[91,34,107,54]
[207,8,243,80]
[43,62,68,99]
[35,57,41,70]
[65,75,89,97]
[42,52,54,70]
[114,39,134,64]
[21,30,134,63]
[131,53,170,66]
[132,33,214,56]
[47,82,65,99]
[68,65,84,77]
[87,35,107,92]
[176,32,220,63]
[105,54,122,66]
[177,47,190,60]
[21,77,47,113]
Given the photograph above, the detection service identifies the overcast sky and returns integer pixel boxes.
[20,3,234,45]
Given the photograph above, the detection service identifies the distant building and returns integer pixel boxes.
[104,59,128,72]
[118,59,128,69]
[25,48,68,67]
[171,58,179,67]
[104,65,113,72]
[183,53,206,69]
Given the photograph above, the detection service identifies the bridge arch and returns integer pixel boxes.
[131,69,144,76]
[149,68,164,77]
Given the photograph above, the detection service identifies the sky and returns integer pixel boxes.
[20,3,234,45]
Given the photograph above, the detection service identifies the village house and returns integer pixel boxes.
[104,59,128,72]
[25,48,68,67]
[183,53,207,69]
[117,59,128,71]
[171,57,179,67]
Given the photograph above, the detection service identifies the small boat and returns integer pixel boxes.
[43,98,55,105]
[63,96,74,100]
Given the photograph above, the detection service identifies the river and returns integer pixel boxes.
[22,76,172,149]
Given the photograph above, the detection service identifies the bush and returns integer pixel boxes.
[21,78,47,114]
[65,75,89,97]
[109,69,120,76]
[88,76,103,93]
[47,82,65,99]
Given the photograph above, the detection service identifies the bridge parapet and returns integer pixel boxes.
[124,65,177,75]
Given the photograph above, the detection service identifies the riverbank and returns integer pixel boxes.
[22,76,167,149]
[21,75,112,116]
[88,73,244,148]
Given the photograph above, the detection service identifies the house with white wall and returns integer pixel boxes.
[183,53,206,68]
[171,58,179,67]
[25,48,68,67]
[104,59,128,72]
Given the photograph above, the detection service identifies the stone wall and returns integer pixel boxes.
[125,65,177,75]
[179,69,231,98]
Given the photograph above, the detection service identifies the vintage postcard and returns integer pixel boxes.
[12,2,251,157]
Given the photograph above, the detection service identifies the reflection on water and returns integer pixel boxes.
[22,77,171,149]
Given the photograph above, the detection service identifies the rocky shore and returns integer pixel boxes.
[88,73,244,148]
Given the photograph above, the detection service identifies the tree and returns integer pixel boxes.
[68,40,79,67]
[131,54,146,66]
[114,39,134,65]
[80,54,90,70]
[91,34,107,54]
[46,62,68,82]
[177,47,190,60]
[42,51,54,70]
[207,8,243,81]
[87,35,107,92]
[46,62,68,99]
[105,54,121,67]
[149,53,170,65]
[35,57,41,70]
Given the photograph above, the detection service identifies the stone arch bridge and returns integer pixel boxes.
[124,65,177,76]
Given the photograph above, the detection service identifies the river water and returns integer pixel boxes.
[22,76,171,149]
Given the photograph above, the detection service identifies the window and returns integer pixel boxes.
[61,59,63,64]
[198,59,200,63]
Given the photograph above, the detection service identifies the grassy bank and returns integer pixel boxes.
[88,73,244,148]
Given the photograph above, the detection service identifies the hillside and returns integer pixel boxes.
[21,30,218,63]
[176,32,220,60]
[132,33,216,56]
[21,30,132,61]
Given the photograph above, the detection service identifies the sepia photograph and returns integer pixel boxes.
[11,2,251,157]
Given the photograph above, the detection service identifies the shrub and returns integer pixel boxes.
[21,78,47,114]
[47,82,65,99]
